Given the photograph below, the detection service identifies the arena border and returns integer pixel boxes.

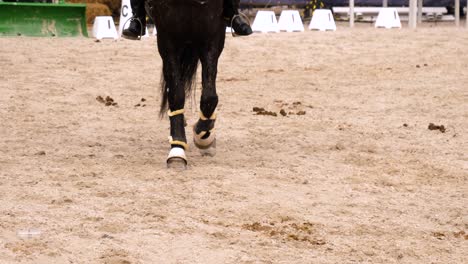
[0,1,88,37]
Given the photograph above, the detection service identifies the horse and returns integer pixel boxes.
[145,0,226,168]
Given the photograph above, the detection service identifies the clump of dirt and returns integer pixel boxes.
[96,96,118,106]
[288,111,307,115]
[96,96,105,104]
[254,100,309,117]
[428,123,446,133]
[253,107,265,112]
[135,98,147,107]
[242,220,326,246]
[432,232,446,240]
[257,111,277,117]
[242,222,273,232]
[277,100,307,116]
[104,96,117,106]
[253,107,277,116]
[432,230,468,240]
[453,230,468,240]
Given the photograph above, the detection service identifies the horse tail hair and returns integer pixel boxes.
[159,46,199,117]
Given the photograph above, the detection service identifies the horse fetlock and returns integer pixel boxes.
[194,118,215,133]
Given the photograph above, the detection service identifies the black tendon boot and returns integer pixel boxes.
[122,0,146,40]
[224,0,252,36]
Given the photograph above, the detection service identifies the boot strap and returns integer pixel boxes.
[196,128,216,138]
[168,136,189,150]
[199,111,216,120]
[168,109,185,117]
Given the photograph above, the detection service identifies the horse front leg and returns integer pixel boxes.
[163,59,189,168]
[193,43,223,156]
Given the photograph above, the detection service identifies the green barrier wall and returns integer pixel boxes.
[0,2,88,37]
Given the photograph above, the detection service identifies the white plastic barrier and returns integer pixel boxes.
[92,16,118,40]
[278,10,304,32]
[309,9,337,31]
[375,8,402,28]
[252,11,279,33]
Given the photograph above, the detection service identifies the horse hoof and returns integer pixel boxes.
[166,148,187,170]
[193,129,216,149]
[198,138,216,157]
[167,157,187,170]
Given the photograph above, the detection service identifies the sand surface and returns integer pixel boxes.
[0,25,467,263]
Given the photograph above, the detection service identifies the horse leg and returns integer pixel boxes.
[193,40,224,156]
[162,52,189,168]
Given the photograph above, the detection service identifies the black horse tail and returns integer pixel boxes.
[159,46,199,117]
